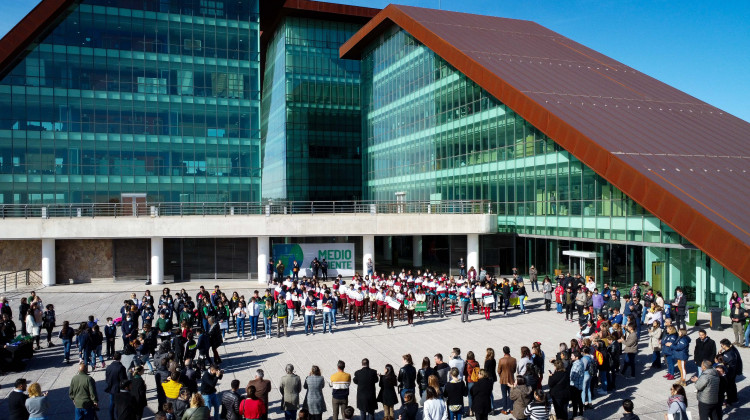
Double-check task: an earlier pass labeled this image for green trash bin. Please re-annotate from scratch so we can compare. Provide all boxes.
[687,303,698,326]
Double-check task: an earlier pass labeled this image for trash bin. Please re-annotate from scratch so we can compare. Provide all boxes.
[687,304,698,326]
[709,308,723,331]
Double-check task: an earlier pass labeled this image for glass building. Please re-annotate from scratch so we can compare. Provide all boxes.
[357,26,744,309]
[0,0,262,205]
[261,16,366,201]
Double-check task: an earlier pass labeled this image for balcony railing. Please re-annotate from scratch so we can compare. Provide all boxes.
[0,200,493,219]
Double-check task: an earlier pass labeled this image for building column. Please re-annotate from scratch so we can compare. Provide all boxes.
[258,236,269,284]
[413,235,423,267]
[41,239,55,286]
[467,234,479,271]
[151,237,164,285]
[363,235,375,275]
[383,236,393,264]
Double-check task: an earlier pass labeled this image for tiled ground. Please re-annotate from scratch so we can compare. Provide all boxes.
[0,281,747,420]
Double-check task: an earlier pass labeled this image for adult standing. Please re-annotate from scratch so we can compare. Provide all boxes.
[221,379,242,420]
[378,364,399,419]
[423,387,448,420]
[547,360,570,420]
[469,370,493,420]
[25,382,49,420]
[353,358,378,420]
[666,384,688,420]
[417,357,435,405]
[303,365,326,420]
[8,378,29,420]
[690,360,721,420]
[542,278,553,311]
[448,348,465,381]
[718,338,742,406]
[112,380,138,420]
[280,364,302,420]
[398,354,417,404]
[69,363,99,420]
[509,376,531,420]
[129,366,147,420]
[329,360,351,420]
[105,352,128,420]
[201,365,224,420]
[672,287,687,330]
[247,369,272,420]
[528,266,538,293]
[694,329,717,377]
[568,352,585,418]
[619,324,638,379]
[483,348,497,412]
[496,346,516,415]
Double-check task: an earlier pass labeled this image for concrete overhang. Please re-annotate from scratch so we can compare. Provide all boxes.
[0,213,497,240]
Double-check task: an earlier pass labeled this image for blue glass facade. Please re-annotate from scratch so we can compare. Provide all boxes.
[0,0,261,204]
[261,17,363,201]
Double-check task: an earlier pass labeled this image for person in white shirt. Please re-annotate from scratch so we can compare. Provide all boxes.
[422,387,448,420]
[233,301,248,340]
[248,297,261,340]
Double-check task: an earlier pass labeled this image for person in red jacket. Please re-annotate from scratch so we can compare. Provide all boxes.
[240,385,267,420]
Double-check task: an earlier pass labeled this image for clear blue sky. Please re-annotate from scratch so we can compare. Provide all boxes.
[1,0,748,122]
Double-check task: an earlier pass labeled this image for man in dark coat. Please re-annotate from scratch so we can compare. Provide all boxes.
[105,352,128,420]
[353,358,378,420]
[694,329,717,376]
[113,380,138,420]
[129,366,148,420]
[8,378,29,420]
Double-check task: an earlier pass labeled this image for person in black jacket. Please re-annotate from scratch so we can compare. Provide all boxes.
[201,365,224,420]
[719,339,742,405]
[221,379,242,420]
[416,357,434,405]
[672,287,687,330]
[397,354,417,404]
[443,367,467,417]
[113,380,138,420]
[353,358,378,420]
[129,366,148,420]
[399,392,419,420]
[547,360,570,420]
[8,378,29,420]
[378,364,399,418]
[433,353,450,390]
[694,329,717,376]
[470,372,494,420]
[106,352,128,420]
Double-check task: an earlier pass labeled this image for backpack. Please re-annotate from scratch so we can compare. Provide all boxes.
[469,361,480,382]
[586,356,598,376]
[526,362,539,378]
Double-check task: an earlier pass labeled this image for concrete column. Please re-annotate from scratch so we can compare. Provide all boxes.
[258,236,269,284]
[413,235,423,267]
[467,234,479,272]
[363,235,375,275]
[151,237,164,285]
[383,236,393,263]
[41,239,55,286]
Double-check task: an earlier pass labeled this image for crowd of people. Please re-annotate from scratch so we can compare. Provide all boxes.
[1,264,747,420]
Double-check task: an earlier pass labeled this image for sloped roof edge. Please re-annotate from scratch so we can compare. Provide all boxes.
[340,5,750,284]
[0,0,78,80]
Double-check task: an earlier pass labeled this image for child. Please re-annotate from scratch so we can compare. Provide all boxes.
[104,317,117,359]
[163,402,175,420]
[619,399,640,420]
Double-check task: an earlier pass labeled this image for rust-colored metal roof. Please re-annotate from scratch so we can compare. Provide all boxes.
[0,0,78,80]
[342,5,750,284]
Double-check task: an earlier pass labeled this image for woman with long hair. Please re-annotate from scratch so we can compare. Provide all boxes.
[58,320,75,364]
[443,368,466,420]
[669,328,691,385]
[378,364,399,419]
[422,387,448,420]
[483,348,497,412]
[547,360,569,420]
[182,392,210,420]
[665,383,687,420]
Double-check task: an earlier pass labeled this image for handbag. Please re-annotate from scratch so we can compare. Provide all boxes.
[449,405,462,412]
[667,412,692,420]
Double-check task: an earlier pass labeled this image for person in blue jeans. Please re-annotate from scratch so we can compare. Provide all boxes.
[580,349,593,407]
[200,365,223,420]
[233,301,247,340]
[58,320,75,363]
[262,300,274,339]
[322,290,335,334]
[303,292,317,336]
[517,282,528,314]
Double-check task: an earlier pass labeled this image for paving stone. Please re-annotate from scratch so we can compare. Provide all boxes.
[0,281,747,419]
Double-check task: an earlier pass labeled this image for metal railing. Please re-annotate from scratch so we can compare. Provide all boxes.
[2,269,42,292]
[0,200,493,219]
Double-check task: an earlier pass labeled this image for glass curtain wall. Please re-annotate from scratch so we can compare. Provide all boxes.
[0,0,261,204]
[361,27,743,305]
[261,17,363,201]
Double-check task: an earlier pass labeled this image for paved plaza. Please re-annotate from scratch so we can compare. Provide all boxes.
[0,281,747,420]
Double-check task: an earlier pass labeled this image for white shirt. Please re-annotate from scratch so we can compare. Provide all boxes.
[423,399,448,420]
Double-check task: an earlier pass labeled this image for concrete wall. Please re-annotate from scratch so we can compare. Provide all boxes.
[0,213,497,239]
[0,240,41,278]
[55,239,113,283]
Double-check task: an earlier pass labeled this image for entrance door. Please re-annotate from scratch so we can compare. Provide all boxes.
[121,193,147,216]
